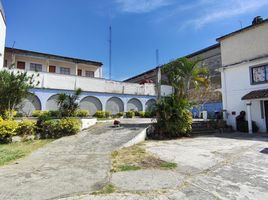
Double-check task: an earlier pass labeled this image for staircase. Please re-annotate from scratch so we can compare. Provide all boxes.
[192,121,218,135]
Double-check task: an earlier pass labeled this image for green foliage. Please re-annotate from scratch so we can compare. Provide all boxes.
[162,57,209,99]
[150,96,192,139]
[116,112,124,118]
[94,110,107,118]
[160,162,177,170]
[117,165,141,171]
[57,88,82,117]
[16,120,36,137]
[105,111,111,118]
[0,110,17,120]
[126,111,135,118]
[0,120,18,143]
[144,111,155,118]
[38,118,81,139]
[0,70,38,119]
[74,110,89,117]
[138,111,145,118]
[32,110,46,117]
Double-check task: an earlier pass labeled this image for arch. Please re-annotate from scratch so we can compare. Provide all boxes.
[46,94,60,111]
[106,97,124,114]
[80,96,102,115]
[18,93,41,116]
[127,98,142,111]
[145,99,156,112]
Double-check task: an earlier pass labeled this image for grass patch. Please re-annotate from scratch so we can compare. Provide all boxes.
[111,144,177,172]
[160,162,177,170]
[92,183,116,195]
[0,140,53,166]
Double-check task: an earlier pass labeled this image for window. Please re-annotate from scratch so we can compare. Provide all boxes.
[85,71,94,77]
[49,65,56,73]
[251,65,268,84]
[77,69,82,76]
[17,61,26,70]
[60,67,70,75]
[30,63,42,72]
[4,59,7,67]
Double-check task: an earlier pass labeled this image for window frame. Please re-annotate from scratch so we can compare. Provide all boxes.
[60,67,71,75]
[85,70,94,78]
[17,61,26,70]
[30,63,43,72]
[250,63,268,85]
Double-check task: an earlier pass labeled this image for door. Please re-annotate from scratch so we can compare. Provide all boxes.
[264,101,268,132]
[77,69,82,76]
[17,61,25,70]
[49,65,56,73]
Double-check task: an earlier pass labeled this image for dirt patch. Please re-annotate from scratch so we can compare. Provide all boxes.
[111,143,177,172]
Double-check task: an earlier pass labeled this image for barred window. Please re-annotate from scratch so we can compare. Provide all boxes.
[30,63,42,72]
[85,71,94,77]
[60,67,70,75]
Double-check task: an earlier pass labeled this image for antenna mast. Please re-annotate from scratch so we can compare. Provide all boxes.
[109,26,112,80]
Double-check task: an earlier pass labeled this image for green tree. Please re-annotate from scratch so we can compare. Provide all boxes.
[0,70,38,119]
[57,88,82,117]
[162,57,209,99]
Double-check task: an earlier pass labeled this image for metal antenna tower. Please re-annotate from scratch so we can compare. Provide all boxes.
[109,26,112,80]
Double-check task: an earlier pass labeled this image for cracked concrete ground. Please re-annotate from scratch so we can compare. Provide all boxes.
[62,134,268,200]
[0,122,148,200]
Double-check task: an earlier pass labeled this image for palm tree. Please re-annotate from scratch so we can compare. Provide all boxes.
[162,57,209,99]
[57,88,82,117]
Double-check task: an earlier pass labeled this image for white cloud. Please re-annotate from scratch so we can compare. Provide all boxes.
[115,0,173,13]
[188,0,268,28]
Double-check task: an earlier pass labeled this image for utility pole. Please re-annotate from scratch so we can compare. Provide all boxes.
[109,26,112,80]
[156,49,161,102]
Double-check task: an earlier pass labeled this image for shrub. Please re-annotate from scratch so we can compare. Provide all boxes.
[126,111,135,118]
[105,111,111,118]
[149,96,192,139]
[94,111,106,118]
[134,111,140,116]
[32,110,43,117]
[15,112,24,117]
[48,110,60,118]
[0,120,18,143]
[75,110,89,118]
[116,112,124,118]
[38,118,81,139]
[144,111,153,118]
[138,111,145,118]
[16,120,36,137]
[0,110,17,120]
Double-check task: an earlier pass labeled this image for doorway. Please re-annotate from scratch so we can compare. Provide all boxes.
[264,101,268,132]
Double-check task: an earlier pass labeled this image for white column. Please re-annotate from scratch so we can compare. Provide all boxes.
[75,63,78,75]
[246,101,253,134]
[46,59,49,72]
[11,53,16,68]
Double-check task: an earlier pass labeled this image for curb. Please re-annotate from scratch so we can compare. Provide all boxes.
[120,127,148,149]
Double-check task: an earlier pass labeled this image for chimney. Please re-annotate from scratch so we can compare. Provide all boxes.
[252,16,264,25]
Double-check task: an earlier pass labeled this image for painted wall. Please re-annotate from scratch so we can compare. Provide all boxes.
[221,22,268,66]
[220,58,268,132]
[0,2,6,69]
[19,88,158,116]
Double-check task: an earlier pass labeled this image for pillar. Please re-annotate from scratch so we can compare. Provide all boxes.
[246,101,253,134]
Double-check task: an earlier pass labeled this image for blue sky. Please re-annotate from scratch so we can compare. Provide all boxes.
[2,0,268,80]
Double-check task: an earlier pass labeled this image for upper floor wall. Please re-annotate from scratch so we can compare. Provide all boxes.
[218,20,268,67]
[4,48,103,78]
[0,0,6,69]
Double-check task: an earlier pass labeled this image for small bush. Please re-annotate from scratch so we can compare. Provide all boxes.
[116,112,124,118]
[38,118,81,139]
[0,120,18,143]
[94,111,106,118]
[16,120,36,137]
[105,111,111,118]
[15,112,24,118]
[126,111,135,118]
[138,111,145,118]
[134,111,140,116]
[48,110,60,118]
[0,110,17,120]
[75,110,89,117]
[144,111,153,118]
[32,110,44,117]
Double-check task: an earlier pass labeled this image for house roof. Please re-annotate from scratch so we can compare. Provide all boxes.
[124,43,220,82]
[241,89,268,100]
[0,0,5,23]
[216,19,268,42]
[5,47,103,66]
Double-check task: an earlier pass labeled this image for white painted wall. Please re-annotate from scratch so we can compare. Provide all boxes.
[0,7,6,69]
[221,22,268,66]
[221,51,268,132]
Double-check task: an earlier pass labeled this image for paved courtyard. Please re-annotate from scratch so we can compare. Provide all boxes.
[1,123,268,200]
[64,133,268,200]
[0,122,148,200]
